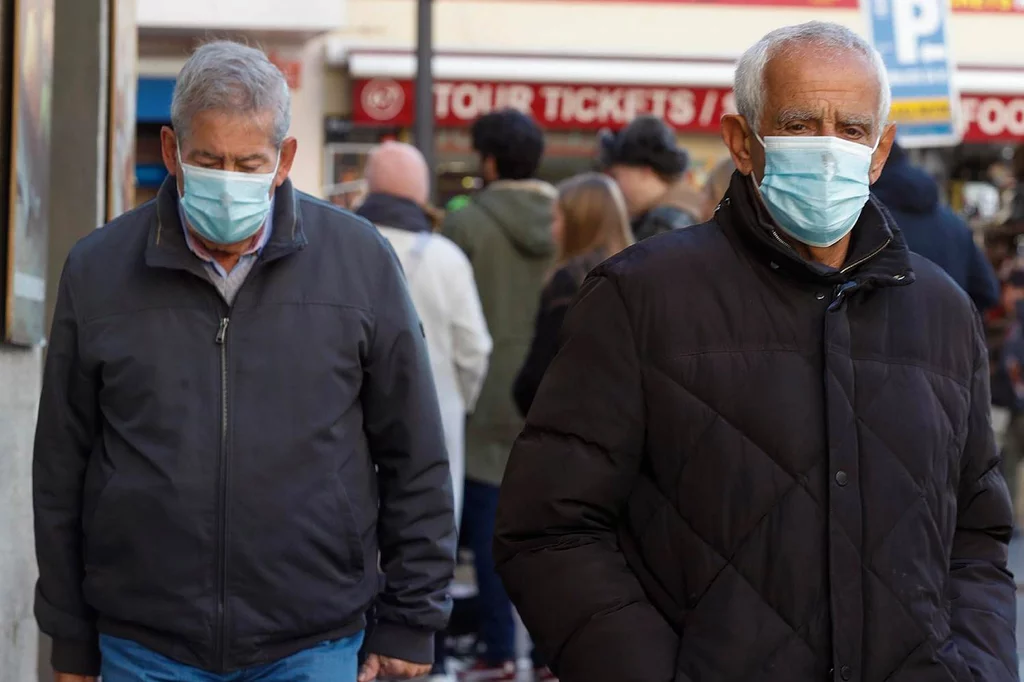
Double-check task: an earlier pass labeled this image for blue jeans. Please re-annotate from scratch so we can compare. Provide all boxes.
[99,632,364,682]
[463,479,515,664]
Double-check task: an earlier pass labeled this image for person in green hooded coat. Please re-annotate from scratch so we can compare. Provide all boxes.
[441,109,555,680]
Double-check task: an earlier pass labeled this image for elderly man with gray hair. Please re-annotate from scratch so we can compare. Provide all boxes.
[33,41,456,682]
[494,21,1017,682]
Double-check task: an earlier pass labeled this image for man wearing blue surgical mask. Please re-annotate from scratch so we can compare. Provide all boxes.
[493,21,1017,682]
[34,41,456,682]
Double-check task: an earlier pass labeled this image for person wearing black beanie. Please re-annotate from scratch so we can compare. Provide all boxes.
[598,115,704,241]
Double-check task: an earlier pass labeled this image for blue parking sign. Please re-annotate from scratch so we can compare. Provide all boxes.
[864,0,962,147]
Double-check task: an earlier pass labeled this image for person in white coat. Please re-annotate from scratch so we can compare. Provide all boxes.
[358,141,492,523]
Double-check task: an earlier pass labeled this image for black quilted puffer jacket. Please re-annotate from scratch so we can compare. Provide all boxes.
[495,171,1018,682]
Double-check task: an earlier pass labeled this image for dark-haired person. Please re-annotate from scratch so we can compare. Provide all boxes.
[599,115,704,241]
[441,109,555,681]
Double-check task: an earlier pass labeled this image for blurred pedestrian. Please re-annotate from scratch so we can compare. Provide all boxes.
[995,268,1024,516]
[599,115,703,241]
[358,143,493,682]
[441,109,556,681]
[495,21,1016,682]
[1007,144,1024,225]
[872,142,1000,312]
[358,141,492,523]
[700,157,736,222]
[514,172,634,417]
[34,41,456,682]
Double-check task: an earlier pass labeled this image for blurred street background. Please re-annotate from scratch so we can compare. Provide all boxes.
[2,0,1024,680]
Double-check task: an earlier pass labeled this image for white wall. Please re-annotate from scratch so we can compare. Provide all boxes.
[284,38,328,196]
[338,0,1024,67]
[137,0,346,32]
[0,346,42,682]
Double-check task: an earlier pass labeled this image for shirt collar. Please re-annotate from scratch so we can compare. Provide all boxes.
[178,199,275,278]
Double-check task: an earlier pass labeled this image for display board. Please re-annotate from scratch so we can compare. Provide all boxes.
[4,0,54,346]
[864,0,961,148]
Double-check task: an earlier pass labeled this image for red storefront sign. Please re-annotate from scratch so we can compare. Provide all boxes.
[464,0,1022,10]
[570,0,858,5]
[354,78,737,133]
[961,95,1024,141]
[951,0,1024,11]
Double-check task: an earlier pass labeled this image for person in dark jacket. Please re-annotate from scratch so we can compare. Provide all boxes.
[495,21,1017,682]
[514,172,634,417]
[872,142,1000,311]
[599,116,703,242]
[33,41,456,682]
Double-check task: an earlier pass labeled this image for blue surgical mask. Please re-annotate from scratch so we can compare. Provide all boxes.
[177,147,280,245]
[756,135,877,248]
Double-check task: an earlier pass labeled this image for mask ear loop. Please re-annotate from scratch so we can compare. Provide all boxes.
[175,143,188,198]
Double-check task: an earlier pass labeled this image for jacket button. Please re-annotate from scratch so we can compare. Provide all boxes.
[840,665,852,680]
[835,470,848,486]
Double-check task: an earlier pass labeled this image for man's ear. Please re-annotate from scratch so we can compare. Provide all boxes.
[868,124,897,185]
[721,114,755,176]
[275,137,298,188]
[160,126,179,177]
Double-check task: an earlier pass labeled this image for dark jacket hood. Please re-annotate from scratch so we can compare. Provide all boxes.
[872,144,939,215]
[474,180,557,258]
[632,180,703,241]
[356,192,432,233]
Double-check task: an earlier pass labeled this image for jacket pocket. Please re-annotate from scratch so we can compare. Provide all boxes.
[330,472,366,581]
[82,454,117,566]
[935,637,977,682]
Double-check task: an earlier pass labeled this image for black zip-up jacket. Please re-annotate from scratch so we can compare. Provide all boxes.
[496,171,1017,682]
[34,177,457,675]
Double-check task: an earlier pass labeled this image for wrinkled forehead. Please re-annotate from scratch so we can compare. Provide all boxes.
[178,109,278,160]
[762,45,883,129]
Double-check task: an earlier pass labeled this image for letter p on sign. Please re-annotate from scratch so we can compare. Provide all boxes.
[893,0,945,64]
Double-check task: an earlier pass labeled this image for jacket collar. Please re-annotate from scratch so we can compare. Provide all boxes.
[356,192,432,234]
[145,175,307,274]
[717,171,915,293]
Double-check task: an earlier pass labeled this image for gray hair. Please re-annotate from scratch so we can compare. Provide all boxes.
[734,22,891,137]
[171,40,291,148]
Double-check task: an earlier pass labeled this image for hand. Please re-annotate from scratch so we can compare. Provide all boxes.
[358,653,432,681]
[54,674,97,682]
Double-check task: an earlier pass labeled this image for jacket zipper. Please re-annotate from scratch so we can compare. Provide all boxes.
[839,237,891,274]
[770,230,892,276]
[214,316,230,670]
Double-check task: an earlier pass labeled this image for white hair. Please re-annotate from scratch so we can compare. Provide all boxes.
[734,22,891,136]
[171,40,291,148]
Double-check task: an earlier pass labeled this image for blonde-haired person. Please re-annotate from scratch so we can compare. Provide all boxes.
[701,157,736,221]
[513,172,634,419]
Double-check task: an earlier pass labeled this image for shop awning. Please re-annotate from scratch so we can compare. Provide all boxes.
[340,49,1024,96]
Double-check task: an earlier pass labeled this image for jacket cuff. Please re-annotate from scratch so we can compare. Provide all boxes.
[51,637,101,676]
[364,621,434,665]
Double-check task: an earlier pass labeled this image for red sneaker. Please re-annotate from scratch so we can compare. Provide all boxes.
[534,667,558,681]
[456,659,518,681]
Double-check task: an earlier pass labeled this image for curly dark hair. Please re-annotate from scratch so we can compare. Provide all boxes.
[471,109,545,181]
[598,115,689,181]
